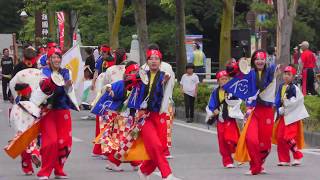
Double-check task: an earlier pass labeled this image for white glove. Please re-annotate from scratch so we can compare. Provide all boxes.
[205,106,213,123]
[205,106,213,118]
[278,107,284,115]
[247,90,260,104]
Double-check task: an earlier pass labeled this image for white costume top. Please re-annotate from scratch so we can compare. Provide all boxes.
[10,101,40,133]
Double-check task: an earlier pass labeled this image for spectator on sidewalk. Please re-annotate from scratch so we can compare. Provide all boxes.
[299,41,317,95]
[266,46,276,66]
[1,48,14,101]
[292,47,299,65]
[190,42,206,82]
[180,63,199,123]
[315,50,320,74]
[85,47,95,77]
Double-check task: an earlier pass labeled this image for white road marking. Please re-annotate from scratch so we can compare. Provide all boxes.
[302,149,320,155]
[72,136,83,142]
[173,121,217,135]
[174,120,320,156]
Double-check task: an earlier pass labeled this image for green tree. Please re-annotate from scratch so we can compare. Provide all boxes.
[175,0,187,80]
[0,0,24,33]
[219,0,236,68]
[110,0,125,49]
[276,0,298,65]
[293,0,320,51]
[133,0,148,64]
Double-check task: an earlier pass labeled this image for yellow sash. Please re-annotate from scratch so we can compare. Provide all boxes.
[4,121,40,159]
[123,135,150,161]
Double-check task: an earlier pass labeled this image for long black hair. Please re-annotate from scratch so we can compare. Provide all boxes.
[114,48,127,65]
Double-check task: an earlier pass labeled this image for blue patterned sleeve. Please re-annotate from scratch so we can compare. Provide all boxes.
[207,88,218,112]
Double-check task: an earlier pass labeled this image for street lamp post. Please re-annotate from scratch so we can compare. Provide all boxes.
[20,10,28,20]
[20,10,29,44]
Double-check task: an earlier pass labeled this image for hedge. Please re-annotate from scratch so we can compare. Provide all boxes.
[173,83,320,132]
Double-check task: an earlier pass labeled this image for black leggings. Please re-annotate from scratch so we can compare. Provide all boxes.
[306,68,317,95]
[184,94,195,118]
[2,78,11,100]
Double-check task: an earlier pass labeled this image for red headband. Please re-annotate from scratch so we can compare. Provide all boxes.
[284,66,297,76]
[125,64,139,75]
[47,48,62,58]
[101,46,111,53]
[146,49,162,60]
[18,86,32,97]
[216,70,228,79]
[255,52,267,60]
[47,42,57,48]
[39,47,45,53]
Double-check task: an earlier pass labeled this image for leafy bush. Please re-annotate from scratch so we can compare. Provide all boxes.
[173,83,320,132]
[304,96,320,132]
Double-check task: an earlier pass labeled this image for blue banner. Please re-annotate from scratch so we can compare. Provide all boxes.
[223,71,257,100]
[91,92,114,115]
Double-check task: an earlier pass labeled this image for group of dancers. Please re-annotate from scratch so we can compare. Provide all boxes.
[6,42,180,180]
[207,49,309,175]
[89,43,179,180]
[5,41,310,180]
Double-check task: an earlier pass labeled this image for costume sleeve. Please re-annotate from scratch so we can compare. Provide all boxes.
[266,63,276,84]
[274,84,282,115]
[62,69,71,81]
[207,88,218,112]
[111,81,125,101]
[40,55,47,66]
[284,85,302,107]
[95,58,102,71]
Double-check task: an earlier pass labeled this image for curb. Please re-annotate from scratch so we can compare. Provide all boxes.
[174,106,320,148]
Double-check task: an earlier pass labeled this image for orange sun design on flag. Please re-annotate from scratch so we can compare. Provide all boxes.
[65,57,79,82]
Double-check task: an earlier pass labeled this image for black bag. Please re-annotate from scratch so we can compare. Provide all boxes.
[206,116,217,126]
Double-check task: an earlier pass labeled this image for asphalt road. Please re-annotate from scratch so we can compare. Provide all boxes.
[0,101,320,180]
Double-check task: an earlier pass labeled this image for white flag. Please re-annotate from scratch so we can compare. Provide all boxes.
[61,45,84,105]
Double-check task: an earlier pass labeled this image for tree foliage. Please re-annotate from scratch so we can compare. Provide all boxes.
[293,0,320,51]
[5,0,320,64]
[0,0,24,33]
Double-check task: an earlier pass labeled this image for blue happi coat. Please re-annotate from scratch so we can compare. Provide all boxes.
[223,63,276,107]
[274,82,296,114]
[42,67,76,110]
[248,64,276,107]
[207,87,240,120]
[91,80,127,115]
[127,70,165,112]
